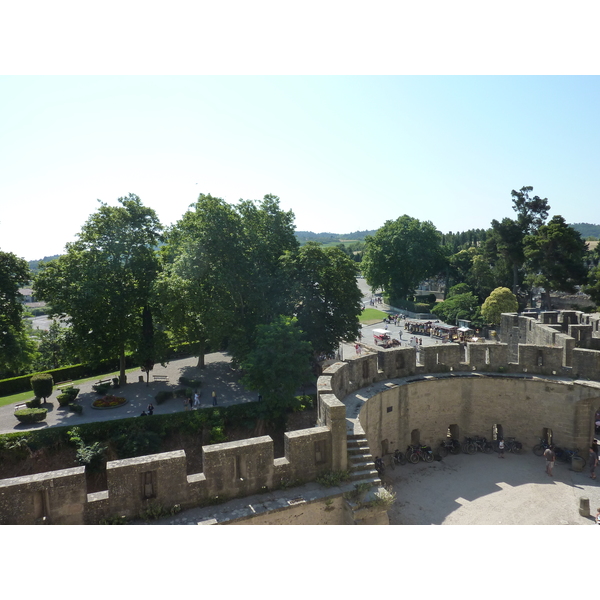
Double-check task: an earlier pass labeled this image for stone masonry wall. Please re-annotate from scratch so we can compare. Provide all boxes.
[357,376,600,456]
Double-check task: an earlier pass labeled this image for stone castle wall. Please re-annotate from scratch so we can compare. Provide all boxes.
[3,309,600,525]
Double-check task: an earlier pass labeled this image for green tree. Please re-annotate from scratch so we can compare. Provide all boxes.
[282,242,362,356]
[431,285,481,325]
[0,250,35,376]
[488,186,550,294]
[585,264,600,307]
[31,373,54,403]
[159,193,298,367]
[362,215,446,303]
[34,194,163,384]
[523,215,588,310]
[33,320,79,371]
[240,315,313,427]
[481,287,519,325]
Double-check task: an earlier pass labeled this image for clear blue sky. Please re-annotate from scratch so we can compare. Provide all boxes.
[1,75,599,261]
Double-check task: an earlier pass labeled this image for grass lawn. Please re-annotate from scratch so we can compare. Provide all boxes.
[360,308,388,324]
[0,367,139,408]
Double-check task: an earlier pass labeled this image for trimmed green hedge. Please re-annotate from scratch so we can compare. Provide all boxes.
[14,408,48,424]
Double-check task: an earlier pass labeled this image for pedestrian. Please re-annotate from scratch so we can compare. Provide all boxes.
[193,391,200,409]
[140,410,147,417]
[589,446,598,479]
[596,508,600,525]
[355,343,360,355]
[544,445,555,476]
[498,438,505,458]
[147,403,154,416]
[212,390,217,406]
[184,397,190,411]
[258,393,262,402]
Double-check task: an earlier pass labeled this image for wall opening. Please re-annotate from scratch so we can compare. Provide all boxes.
[235,455,245,480]
[410,429,420,446]
[362,360,369,380]
[381,439,389,456]
[377,351,385,372]
[314,440,327,465]
[537,350,544,367]
[447,424,459,440]
[33,490,48,523]
[493,423,503,441]
[396,353,405,370]
[485,348,490,365]
[142,471,156,499]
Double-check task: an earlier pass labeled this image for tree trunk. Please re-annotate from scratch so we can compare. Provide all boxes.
[512,263,519,295]
[119,344,127,385]
[196,353,205,369]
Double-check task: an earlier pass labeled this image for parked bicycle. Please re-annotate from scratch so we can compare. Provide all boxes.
[532,438,552,456]
[463,436,493,455]
[437,438,461,457]
[392,448,407,466]
[406,444,434,464]
[495,437,522,454]
[555,447,585,466]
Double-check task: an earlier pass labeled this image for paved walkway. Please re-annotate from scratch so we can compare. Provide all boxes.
[0,352,258,435]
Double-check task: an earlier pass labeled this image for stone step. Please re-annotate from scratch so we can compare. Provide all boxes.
[350,468,380,481]
[347,439,369,450]
[349,460,375,472]
[348,453,373,463]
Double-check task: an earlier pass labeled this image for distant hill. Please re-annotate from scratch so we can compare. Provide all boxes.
[295,230,377,244]
[571,223,600,239]
[28,255,62,274]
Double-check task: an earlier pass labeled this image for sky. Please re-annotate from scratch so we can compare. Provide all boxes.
[1,3,599,269]
[3,75,599,262]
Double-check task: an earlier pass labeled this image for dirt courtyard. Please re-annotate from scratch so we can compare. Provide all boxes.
[382,450,600,525]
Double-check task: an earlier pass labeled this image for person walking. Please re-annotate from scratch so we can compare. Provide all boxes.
[544,445,556,476]
[589,446,598,480]
[193,391,200,409]
[212,390,217,406]
[498,438,505,458]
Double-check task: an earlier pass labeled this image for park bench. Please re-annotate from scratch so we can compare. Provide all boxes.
[152,375,169,382]
[95,378,112,385]
[14,402,27,412]
[56,380,73,391]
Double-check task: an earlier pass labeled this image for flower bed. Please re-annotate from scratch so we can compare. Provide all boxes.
[91,395,128,410]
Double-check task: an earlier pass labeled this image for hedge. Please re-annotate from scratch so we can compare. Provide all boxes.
[14,408,48,424]
[0,344,201,399]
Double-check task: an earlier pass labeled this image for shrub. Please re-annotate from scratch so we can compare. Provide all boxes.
[63,387,80,400]
[25,397,42,408]
[179,376,202,388]
[69,403,83,414]
[92,383,112,394]
[316,470,351,487]
[210,425,227,444]
[31,373,53,401]
[57,393,74,407]
[15,408,48,424]
[155,390,174,405]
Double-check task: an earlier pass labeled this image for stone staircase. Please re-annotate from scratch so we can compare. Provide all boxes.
[347,432,381,487]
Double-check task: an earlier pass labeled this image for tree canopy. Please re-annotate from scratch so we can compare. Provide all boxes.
[240,315,314,425]
[34,194,163,383]
[361,215,446,303]
[282,242,362,356]
[481,287,519,325]
[0,250,34,377]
